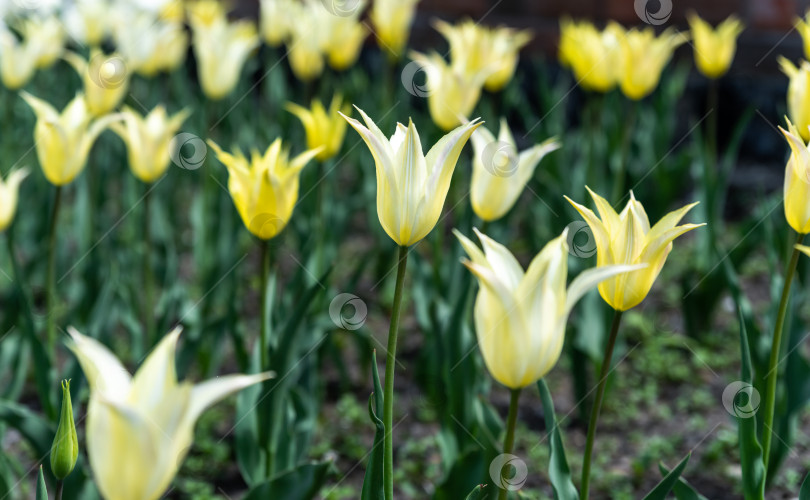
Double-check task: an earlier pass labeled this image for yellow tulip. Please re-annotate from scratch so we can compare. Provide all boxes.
[191,18,259,99]
[21,16,65,69]
[285,5,325,82]
[110,106,191,183]
[113,11,188,77]
[779,58,810,142]
[64,50,130,116]
[455,228,643,389]
[185,0,227,29]
[21,92,122,186]
[779,118,810,234]
[341,107,481,246]
[0,168,29,232]
[159,0,185,23]
[208,139,321,240]
[324,16,368,71]
[469,118,559,222]
[285,95,351,161]
[0,27,38,89]
[370,0,419,59]
[433,19,532,92]
[565,187,704,311]
[260,0,294,46]
[687,13,743,79]
[67,327,272,500]
[558,19,624,93]
[617,27,686,100]
[409,51,489,131]
[63,0,111,46]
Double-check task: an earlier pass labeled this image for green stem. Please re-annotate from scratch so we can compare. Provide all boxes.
[611,102,637,205]
[497,388,522,500]
[143,185,155,350]
[762,231,805,470]
[55,479,63,500]
[46,186,63,359]
[259,239,271,370]
[581,309,624,499]
[383,245,409,500]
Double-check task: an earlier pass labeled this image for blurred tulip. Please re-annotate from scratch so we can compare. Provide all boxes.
[341,107,481,246]
[286,95,351,161]
[779,58,810,142]
[260,0,294,46]
[370,0,419,59]
[324,15,368,71]
[779,118,810,234]
[688,13,743,79]
[191,18,259,100]
[64,49,130,116]
[21,92,121,186]
[68,327,273,500]
[558,19,624,93]
[110,106,190,183]
[50,379,78,480]
[0,27,37,89]
[797,11,810,62]
[287,32,324,81]
[409,51,490,131]
[469,118,559,222]
[617,27,686,100]
[0,167,28,232]
[113,10,188,77]
[566,188,703,311]
[185,0,226,28]
[63,0,110,46]
[455,228,642,389]
[208,139,322,240]
[434,19,532,92]
[21,16,65,69]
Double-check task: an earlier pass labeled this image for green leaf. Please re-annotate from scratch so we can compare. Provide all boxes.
[242,462,331,500]
[361,350,384,500]
[0,401,54,457]
[800,469,810,500]
[536,379,579,500]
[36,465,47,500]
[464,484,487,499]
[658,463,708,500]
[642,453,690,500]
[737,311,766,500]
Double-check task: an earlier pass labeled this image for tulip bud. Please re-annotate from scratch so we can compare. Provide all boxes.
[50,379,78,480]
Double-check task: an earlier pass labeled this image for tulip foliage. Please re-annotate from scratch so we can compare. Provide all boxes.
[0,1,809,500]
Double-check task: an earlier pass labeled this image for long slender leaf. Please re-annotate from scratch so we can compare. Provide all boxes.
[361,350,384,500]
[242,462,331,500]
[642,453,690,500]
[536,379,579,500]
[658,463,708,500]
[737,311,766,500]
[36,465,47,500]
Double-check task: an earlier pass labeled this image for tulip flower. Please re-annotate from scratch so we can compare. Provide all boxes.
[617,27,686,100]
[469,118,559,222]
[67,327,273,500]
[0,27,38,89]
[370,0,419,59]
[409,51,490,131]
[190,17,259,100]
[185,0,227,28]
[22,92,122,186]
[341,107,482,246]
[779,58,810,142]
[456,228,642,389]
[63,0,111,46]
[565,187,704,311]
[323,15,368,71]
[286,95,351,161]
[286,30,324,81]
[21,16,65,69]
[50,379,78,480]
[208,139,321,240]
[558,19,624,93]
[113,11,188,77]
[260,0,294,46]
[434,19,532,92]
[687,14,743,79]
[64,50,130,116]
[796,11,810,62]
[110,105,191,183]
[778,118,810,234]
[0,168,28,232]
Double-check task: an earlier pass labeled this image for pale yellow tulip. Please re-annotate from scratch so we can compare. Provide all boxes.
[617,27,686,100]
[63,0,111,46]
[112,10,188,76]
[64,50,130,116]
[191,18,259,100]
[0,27,37,89]
[68,327,273,500]
[558,19,624,93]
[779,118,810,234]
[0,168,29,232]
[370,0,419,59]
[779,58,810,142]
[21,16,65,69]
[286,95,351,161]
[688,13,743,79]
[260,0,294,46]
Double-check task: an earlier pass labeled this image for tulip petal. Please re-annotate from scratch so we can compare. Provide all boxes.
[564,263,647,315]
[473,227,524,289]
[187,372,275,422]
[129,327,182,409]
[67,327,131,401]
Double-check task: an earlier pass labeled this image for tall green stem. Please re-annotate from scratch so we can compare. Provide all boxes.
[55,479,63,500]
[611,102,637,205]
[762,231,804,470]
[46,186,63,358]
[143,185,155,350]
[383,245,409,500]
[259,239,271,370]
[497,388,522,500]
[581,309,624,499]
